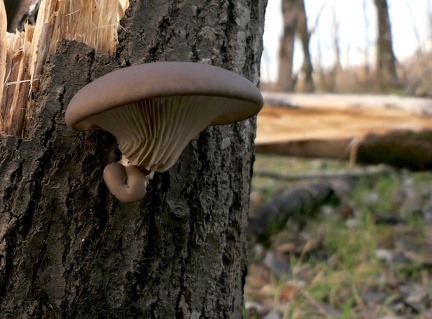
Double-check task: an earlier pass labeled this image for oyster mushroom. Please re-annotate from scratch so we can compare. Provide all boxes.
[65,62,263,202]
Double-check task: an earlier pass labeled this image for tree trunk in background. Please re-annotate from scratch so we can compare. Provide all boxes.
[296,0,314,93]
[277,0,299,92]
[0,0,267,318]
[374,0,401,91]
[362,0,371,84]
[326,3,341,93]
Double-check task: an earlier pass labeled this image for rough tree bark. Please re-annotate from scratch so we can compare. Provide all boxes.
[277,0,298,92]
[0,0,267,318]
[374,0,401,91]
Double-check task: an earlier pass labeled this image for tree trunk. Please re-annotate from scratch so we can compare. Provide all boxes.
[327,3,341,93]
[0,0,267,318]
[277,0,299,92]
[374,0,401,92]
[296,0,314,93]
[362,0,371,79]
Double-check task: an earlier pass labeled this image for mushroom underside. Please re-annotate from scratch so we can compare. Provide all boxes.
[87,95,239,172]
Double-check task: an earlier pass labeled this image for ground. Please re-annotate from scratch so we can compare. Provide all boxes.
[246,155,432,319]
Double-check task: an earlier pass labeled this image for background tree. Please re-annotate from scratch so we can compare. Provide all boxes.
[374,0,401,91]
[0,0,267,317]
[327,2,342,92]
[277,0,313,92]
[277,0,299,91]
[296,0,314,93]
[362,0,371,79]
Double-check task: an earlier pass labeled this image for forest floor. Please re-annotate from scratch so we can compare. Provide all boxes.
[245,155,432,319]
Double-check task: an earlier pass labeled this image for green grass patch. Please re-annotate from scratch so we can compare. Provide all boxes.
[246,156,432,318]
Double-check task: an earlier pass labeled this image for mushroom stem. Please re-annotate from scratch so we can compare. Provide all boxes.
[119,155,152,175]
[103,162,149,202]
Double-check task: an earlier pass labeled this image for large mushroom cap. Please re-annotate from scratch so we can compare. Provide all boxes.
[65,62,263,173]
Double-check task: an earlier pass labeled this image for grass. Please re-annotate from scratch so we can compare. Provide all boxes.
[246,155,432,318]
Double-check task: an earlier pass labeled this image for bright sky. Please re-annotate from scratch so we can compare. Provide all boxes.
[262,0,432,82]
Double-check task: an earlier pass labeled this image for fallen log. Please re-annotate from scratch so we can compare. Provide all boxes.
[256,93,432,170]
[262,92,432,116]
[248,182,341,240]
[249,165,395,240]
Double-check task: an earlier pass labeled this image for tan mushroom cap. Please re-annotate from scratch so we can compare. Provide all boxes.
[65,62,263,173]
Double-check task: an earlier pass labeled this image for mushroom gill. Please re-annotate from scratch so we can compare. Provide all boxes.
[87,95,224,172]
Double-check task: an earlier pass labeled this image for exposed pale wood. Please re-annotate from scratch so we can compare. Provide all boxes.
[47,0,126,55]
[0,1,6,125]
[0,0,130,137]
[256,93,432,170]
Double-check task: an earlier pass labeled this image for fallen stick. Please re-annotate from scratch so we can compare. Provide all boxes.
[249,181,348,240]
[249,165,399,240]
[253,165,394,182]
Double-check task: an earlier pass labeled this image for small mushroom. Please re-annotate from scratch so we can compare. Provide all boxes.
[103,162,149,203]
[65,62,263,202]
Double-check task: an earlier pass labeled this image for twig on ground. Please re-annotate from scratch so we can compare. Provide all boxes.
[253,165,394,182]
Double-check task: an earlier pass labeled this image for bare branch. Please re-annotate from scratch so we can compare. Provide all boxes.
[404,0,423,53]
[309,1,327,35]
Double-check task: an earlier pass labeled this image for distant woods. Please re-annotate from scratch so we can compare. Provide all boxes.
[274,0,404,94]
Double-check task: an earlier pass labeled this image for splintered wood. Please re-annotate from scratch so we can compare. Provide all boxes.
[0,0,130,137]
[0,1,6,117]
[2,27,35,136]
